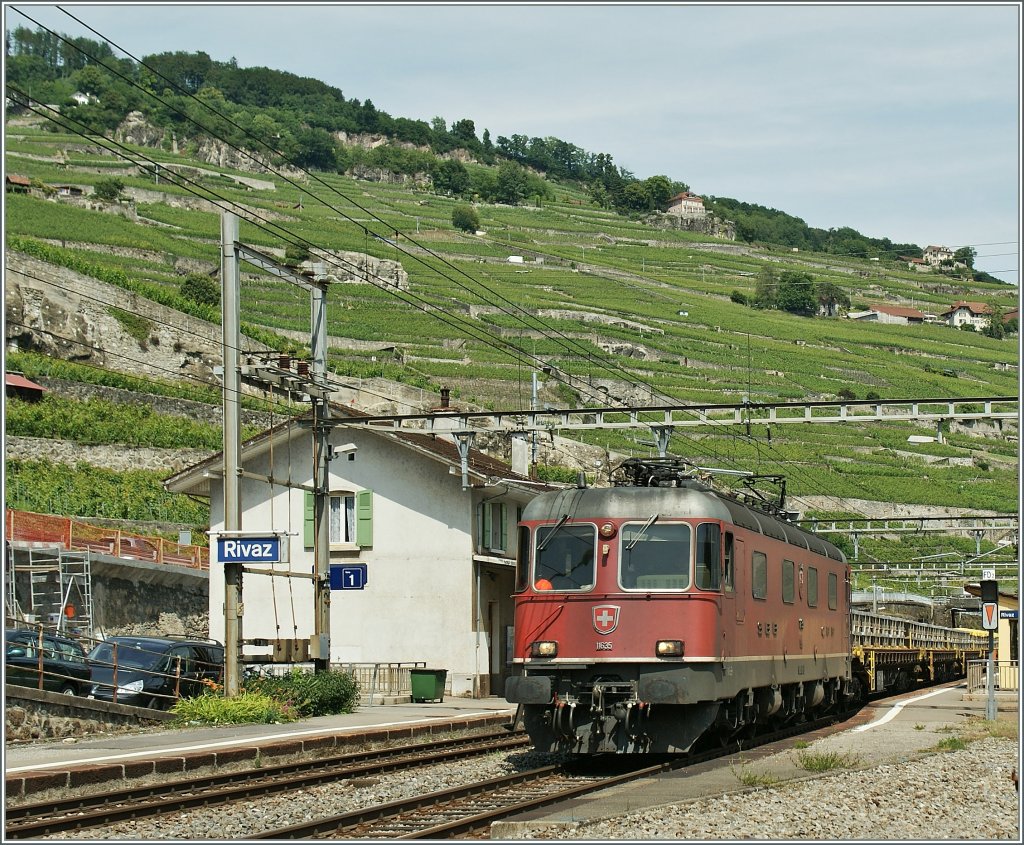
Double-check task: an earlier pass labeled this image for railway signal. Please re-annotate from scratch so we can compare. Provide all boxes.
[980,573,999,720]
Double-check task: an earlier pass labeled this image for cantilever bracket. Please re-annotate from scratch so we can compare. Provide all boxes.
[649,425,674,457]
[452,431,476,490]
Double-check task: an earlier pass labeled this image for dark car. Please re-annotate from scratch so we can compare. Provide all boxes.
[87,636,224,710]
[5,628,92,695]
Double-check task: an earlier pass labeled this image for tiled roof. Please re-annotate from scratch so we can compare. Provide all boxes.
[942,301,991,316]
[870,304,925,319]
[5,372,46,392]
[164,402,548,495]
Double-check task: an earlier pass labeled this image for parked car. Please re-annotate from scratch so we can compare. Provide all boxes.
[87,636,225,710]
[5,628,92,695]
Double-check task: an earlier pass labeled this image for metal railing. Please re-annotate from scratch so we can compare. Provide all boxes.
[335,661,430,702]
[966,659,1019,693]
[6,508,209,569]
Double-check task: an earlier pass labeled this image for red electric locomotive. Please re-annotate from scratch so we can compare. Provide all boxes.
[505,458,854,754]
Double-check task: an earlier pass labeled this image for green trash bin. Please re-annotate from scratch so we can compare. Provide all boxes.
[410,668,447,703]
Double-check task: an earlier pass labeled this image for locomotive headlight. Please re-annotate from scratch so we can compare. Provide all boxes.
[599,522,617,539]
[530,641,558,658]
[655,640,684,657]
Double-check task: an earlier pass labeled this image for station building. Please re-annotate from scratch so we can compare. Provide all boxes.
[164,407,552,698]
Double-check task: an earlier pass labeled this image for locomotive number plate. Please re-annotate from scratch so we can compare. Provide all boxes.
[596,641,613,651]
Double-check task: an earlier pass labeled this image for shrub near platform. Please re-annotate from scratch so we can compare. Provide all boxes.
[170,670,360,725]
[172,690,298,726]
[243,669,361,718]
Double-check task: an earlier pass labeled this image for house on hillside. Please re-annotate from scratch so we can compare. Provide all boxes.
[923,245,955,267]
[941,301,991,330]
[5,174,31,194]
[666,192,706,218]
[163,405,554,698]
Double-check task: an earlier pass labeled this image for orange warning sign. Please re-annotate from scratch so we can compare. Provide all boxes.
[982,601,999,630]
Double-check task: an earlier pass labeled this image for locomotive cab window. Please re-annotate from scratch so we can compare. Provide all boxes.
[828,571,838,610]
[620,522,690,590]
[514,526,530,592]
[695,523,721,591]
[534,523,595,591]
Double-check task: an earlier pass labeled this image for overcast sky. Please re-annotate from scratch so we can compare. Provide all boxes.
[5,2,1021,283]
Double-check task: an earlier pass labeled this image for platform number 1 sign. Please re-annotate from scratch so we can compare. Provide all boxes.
[330,563,368,590]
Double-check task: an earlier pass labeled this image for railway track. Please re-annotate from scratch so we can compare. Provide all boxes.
[257,707,859,839]
[3,730,530,840]
[254,762,673,839]
[8,690,930,841]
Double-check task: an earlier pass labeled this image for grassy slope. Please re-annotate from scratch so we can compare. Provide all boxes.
[4,123,1019,588]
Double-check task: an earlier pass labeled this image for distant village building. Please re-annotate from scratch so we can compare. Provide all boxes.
[923,245,955,267]
[666,192,706,218]
[867,304,926,325]
[942,301,991,330]
[5,174,31,194]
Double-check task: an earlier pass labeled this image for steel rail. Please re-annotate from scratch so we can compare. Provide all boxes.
[3,730,527,840]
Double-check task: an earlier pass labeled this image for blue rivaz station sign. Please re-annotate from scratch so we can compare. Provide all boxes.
[217,536,282,563]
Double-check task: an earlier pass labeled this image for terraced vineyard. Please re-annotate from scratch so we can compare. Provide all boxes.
[4,117,1019,590]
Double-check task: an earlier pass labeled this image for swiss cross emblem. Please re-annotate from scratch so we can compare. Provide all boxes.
[593,605,620,635]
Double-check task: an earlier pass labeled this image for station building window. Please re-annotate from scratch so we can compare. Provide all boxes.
[304,490,373,548]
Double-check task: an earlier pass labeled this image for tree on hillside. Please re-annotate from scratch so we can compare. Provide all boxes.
[93,177,125,202]
[753,265,779,309]
[495,161,529,205]
[431,158,470,196]
[983,304,1006,339]
[954,246,977,269]
[777,271,817,316]
[293,127,338,170]
[180,273,220,308]
[816,282,851,316]
[451,204,480,234]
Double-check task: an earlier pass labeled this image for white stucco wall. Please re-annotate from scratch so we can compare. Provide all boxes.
[206,428,509,696]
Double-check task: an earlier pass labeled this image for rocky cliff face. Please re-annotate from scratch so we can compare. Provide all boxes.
[5,252,240,385]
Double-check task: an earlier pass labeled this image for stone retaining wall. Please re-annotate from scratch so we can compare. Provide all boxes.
[4,685,170,743]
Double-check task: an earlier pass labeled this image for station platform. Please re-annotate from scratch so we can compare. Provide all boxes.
[493,682,1019,834]
[4,696,517,800]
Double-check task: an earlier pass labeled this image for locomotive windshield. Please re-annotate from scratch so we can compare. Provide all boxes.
[534,523,595,591]
[620,522,691,590]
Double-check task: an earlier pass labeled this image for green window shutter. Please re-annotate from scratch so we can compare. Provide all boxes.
[500,504,508,550]
[356,489,373,547]
[303,490,314,548]
[482,503,491,548]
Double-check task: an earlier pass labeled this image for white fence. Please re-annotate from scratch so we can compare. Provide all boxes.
[335,661,436,701]
[966,660,1019,693]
